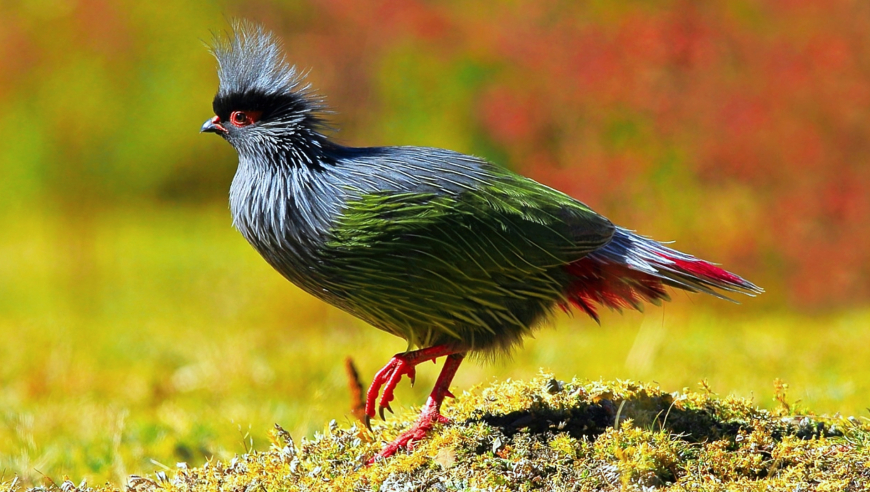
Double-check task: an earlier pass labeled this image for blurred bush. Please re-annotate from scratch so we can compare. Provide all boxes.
[2,0,868,309]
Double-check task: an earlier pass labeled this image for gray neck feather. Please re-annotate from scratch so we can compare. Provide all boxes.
[229,153,339,286]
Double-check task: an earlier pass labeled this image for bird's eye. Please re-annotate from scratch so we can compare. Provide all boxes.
[228,110,262,128]
[230,111,249,127]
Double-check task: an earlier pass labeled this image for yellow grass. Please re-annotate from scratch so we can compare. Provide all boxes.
[1,206,868,486]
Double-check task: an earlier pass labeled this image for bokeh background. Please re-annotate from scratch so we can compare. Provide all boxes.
[2,0,868,485]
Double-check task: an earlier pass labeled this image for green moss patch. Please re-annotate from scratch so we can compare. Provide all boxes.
[5,375,869,491]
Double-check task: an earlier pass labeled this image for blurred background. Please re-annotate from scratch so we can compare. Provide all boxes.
[2,0,869,485]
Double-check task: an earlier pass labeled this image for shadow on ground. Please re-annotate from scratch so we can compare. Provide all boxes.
[472,379,842,445]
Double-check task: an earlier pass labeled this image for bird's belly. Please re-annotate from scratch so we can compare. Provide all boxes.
[314,245,568,354]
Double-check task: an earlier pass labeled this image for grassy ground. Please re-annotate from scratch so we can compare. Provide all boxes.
[5,376,869,491]
[1,206,868,487]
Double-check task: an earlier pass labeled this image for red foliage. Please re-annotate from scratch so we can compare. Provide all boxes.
[271,0,870,310]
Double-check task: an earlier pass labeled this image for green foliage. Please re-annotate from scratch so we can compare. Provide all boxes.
[1,4,231,208]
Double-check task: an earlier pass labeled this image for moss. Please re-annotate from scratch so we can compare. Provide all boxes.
[4,375,869,491]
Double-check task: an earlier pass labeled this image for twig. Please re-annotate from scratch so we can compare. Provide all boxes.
[345,356,367,424]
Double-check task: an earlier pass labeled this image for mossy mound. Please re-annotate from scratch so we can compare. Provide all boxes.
[6,376,869,491]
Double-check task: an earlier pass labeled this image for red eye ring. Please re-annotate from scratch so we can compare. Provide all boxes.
[228,110,262,128]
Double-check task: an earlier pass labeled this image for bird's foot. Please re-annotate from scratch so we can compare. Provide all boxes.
[367,352,465,464]
[364,345,457,429]
[365,356,416,426]
[366,394,450,464]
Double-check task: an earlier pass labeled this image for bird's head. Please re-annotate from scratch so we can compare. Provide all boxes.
[201,21,329,168]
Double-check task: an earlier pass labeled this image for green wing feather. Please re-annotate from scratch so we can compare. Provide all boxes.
[320,168,614,354]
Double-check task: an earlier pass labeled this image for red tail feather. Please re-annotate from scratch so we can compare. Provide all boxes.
[655,253,743,285]
[561,227,761,321]
[562,258,669,322]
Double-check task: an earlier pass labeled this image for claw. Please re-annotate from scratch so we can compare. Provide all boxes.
[364,414,372,432]
[366,352,466,464]
[364,346,461,455]
[378,403,396,420]
[377,402,394,421]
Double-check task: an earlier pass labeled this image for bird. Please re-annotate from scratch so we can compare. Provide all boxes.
[200,21,762,462]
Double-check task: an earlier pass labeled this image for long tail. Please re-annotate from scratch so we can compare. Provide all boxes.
[563,227,763,322]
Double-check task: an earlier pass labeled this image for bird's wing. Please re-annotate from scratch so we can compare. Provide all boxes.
[323,145,615,263]
[315,148,614,350]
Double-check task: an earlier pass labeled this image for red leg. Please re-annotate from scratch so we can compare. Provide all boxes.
[368,352,465,463]
[364,344,458,428]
